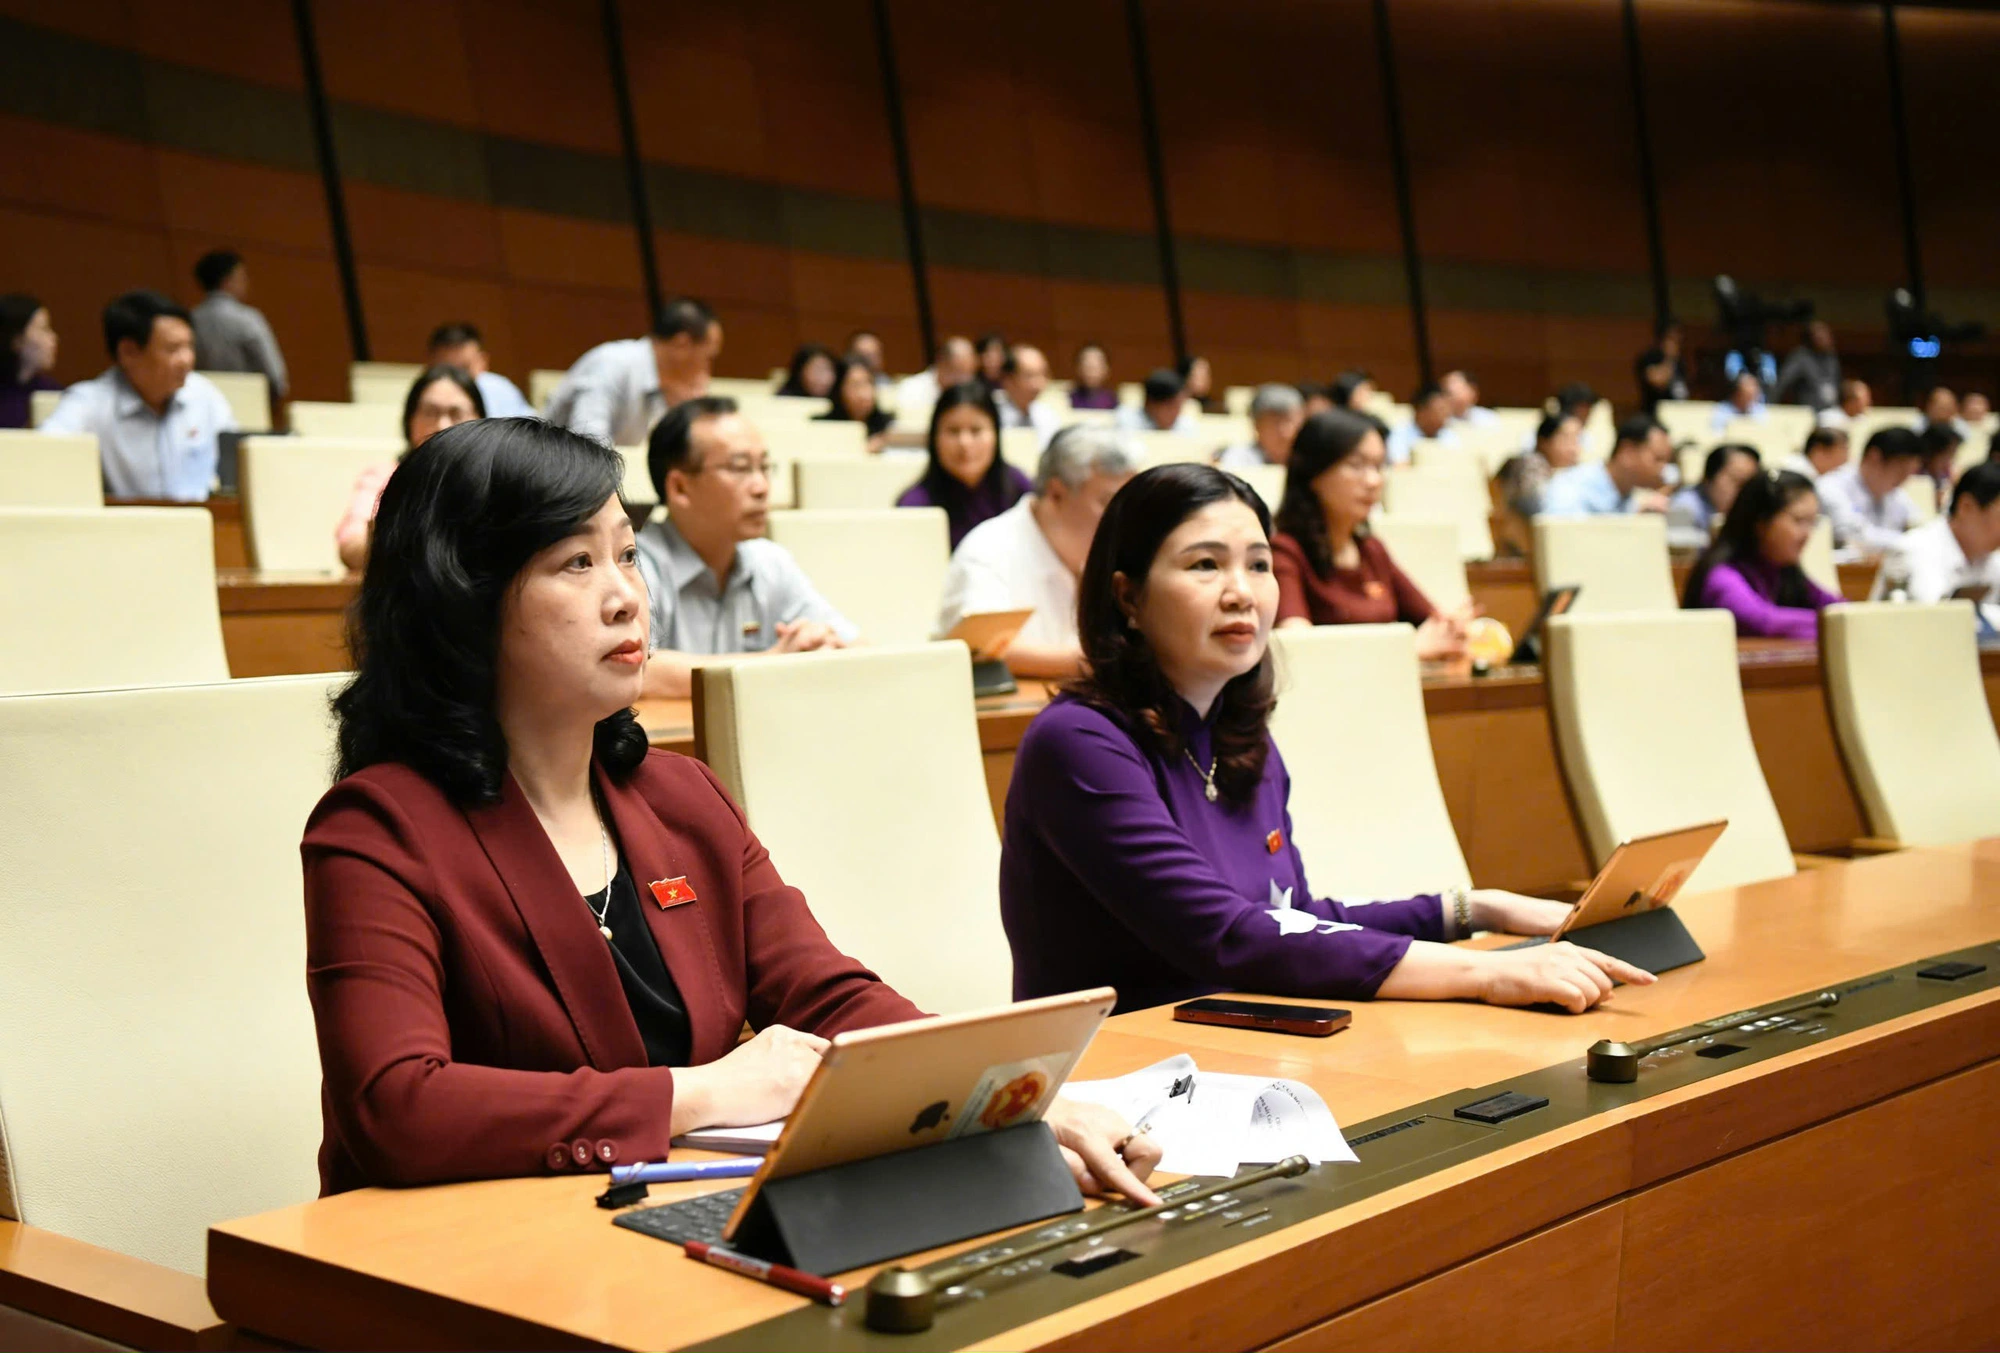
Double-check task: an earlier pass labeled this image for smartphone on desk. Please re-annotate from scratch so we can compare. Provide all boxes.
[1173,998,1351,1037]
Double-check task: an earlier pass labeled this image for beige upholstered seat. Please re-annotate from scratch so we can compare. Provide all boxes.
[0,431,100,506]
[0,508,227,693]
[1383,466,1493,561]
[1230,461,1285,512]
[793,453,923,510]
[1823,602,2000,846]
[28,389,61,427]
[1655,400,1715,449]
[241,436,399,572]
[0,674,339,1273]
[289,401,400,440]
[1270,625,1471,899]
[764,508,949,644]
[1899,475,1938,526]
[695,643,1009,1013]
[528,368,565,411]
[347,360,424,404]
[1532,515,1676,614]
[1546,610,1794,893]
[760,420,867,457]
[196,370,271,432]
[1800,516,1838,594]
[1000,426,1043,477]
[1368,516,1471,611]
[1133,430,1212,466]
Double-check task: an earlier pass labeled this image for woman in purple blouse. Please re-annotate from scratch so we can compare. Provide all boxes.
[1681,469,1841,641]
[0,294,62,429]
[1000,463,1653,1015]
[895,381,1030,550]
[1069,342,1117,410]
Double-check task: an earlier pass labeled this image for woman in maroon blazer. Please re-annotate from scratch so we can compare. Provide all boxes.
[305,417,1157,1198]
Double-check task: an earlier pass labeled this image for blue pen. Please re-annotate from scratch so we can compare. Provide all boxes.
[611,1157,762,1186]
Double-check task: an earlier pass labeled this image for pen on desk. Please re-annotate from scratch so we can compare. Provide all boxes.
[684,1241,846,1306]
[610,1157,762,1186]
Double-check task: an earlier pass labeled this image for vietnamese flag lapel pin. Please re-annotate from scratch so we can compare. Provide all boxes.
[649,876,698,908]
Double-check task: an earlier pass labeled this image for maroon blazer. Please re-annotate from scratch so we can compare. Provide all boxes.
[301,749,922,1195]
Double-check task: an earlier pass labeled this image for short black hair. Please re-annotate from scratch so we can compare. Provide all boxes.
[1535,411,1574,443]
[428,321,483,351]
[332,417,647,805]
[0,293,41,353]
[652,296,717,342]
[648,394,739,499]
[1413,380,1445,406]
[1329,370,1373,408]
[193,248,242,293]
[1556,381,1598,412]
[1951,461,2000,516]
[1613,414,1665,452]
[1863,426,1925,464]
[1919,423,1963,456]
[1702,443,1760,483]
[101,290,191,358]
[401,364,485,447]
[1142,367,1184,404]
[1803,427,1847,457]
[1295,380,1331,403]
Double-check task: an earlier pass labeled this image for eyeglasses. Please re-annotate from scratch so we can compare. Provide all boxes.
[701,455,775,479]
[1336,456,1386,477]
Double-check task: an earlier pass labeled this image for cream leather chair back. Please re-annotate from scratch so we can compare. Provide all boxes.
[196,370,271,432]
[29,389,61,427]
[1368,516,1471,611]
[1270,625,1471,898]
[793,453,923,510]
[0,508,227,693]
[241,436,399,573]
[0,431,100,506]
[1134,430,1212,466]
[290,401,400,440]
[764,508,949,645]
[1899,475,1938,526]
[1800,516,1838,594]
[348,360,424,404]
[1656,401,1715,449]
[1000,426,1043,477]
[1546,610,1794,893]
[1384,466,1493,561]
[528,368,566,411]
[762,420,867,458]
[1532,515,1676,615]
[733,395,831,426]
[0,675,339,1273]
[696,643,1009,1012]
[1823,602,2000,846]
[1232,461,1285,512]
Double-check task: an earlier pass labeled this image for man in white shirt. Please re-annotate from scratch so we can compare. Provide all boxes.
[936,425,1139,678]
[1777,426,1849,484]
[1217,383,1304,468]
[428,322,534,418]
[546,297,719,447]
[895,335,976,414]
[1872,462,2000,609]
[1709,370,1769,431]
[1113,368,1195,435]
[1440,369,1498,427]
[1818,426,1924,552]
[1385,381,1459,465]
[992,343,1060,449]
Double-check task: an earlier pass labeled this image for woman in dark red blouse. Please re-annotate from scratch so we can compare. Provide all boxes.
[1269,409,1472,659]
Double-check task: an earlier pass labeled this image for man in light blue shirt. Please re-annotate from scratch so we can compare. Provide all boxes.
[428,322,533,418]
[1113,368,1195,435]
[1385,381,1460,465]
[1537,414,1673,518]
[1441,369,1499,428]
[993,343,1061,450]
[547,297,718,447]
[1709,370,1770,431]
[41,290,236,500]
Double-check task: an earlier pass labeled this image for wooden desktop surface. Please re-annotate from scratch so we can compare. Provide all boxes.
[205,843,2000,1351]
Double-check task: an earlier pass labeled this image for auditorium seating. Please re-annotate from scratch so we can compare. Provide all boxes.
[1368,516,1471,612]
[1546,609,1796,893]
[1823,602,2000,848]
[1383,465,1494,561]
[240,436,396,573]
[290,401,401,441]
[1000,426,1042,476]
[1232,461,1285,512]
[1900,474,1938,526]
[0,675,339,1274]
[694,643,1010,1013]
[197,370,272,433]
[528,369,564,411]
[1269,624,1472,899]
[1801,516,1838,593]
[758,419,868,458]
[348,361,423,404]
[28,389,60,427]
[0,508,227,693]
[793,453,922,510]
[1532,515,1677,614]
[0,431,99,507]
[1133,430,1213,466]
[764,508,949,645]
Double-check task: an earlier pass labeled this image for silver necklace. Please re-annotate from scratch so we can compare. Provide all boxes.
[1184,747,1220,802]
[585,798,614,942]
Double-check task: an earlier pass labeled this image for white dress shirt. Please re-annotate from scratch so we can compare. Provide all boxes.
[1871,518,2000,605]
[993,391,1060,449]
[1818,463,1912,552]
[545,338,662,447]
[936,495,1076,648]
[40,368,237,500]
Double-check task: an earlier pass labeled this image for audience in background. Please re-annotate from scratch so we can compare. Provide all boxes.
[41,290,235,500]
[1634,319,1689,415]
[1775,320,1841,410]
[1683,470,1838,640]
[1272,409,1469,659]
[1499,412,1581,519]
[937,425,1139,679]
[1962,391,1991,428]
[898,382,1029,550]
[1668,444,1760,550]
[774,342,837,399]
[0,293,59,428]
[1873,462,2000,606]
[1723,343,1777,390]
[1330,369,1377,412]
[1070,342,1117,410]
[1711,370,1767,429]
[1115,368,1192,435]
[547,297,719,448]
[1819,426,1923,551]
[1538,415,1671,517]
[190,249,288,423]
[1179,354,1216,413]
[1217,383,1304,469]
[637,396,854,698]
[427,322,532,418]
[334,366,485,572]
[1780,426,1850,484]
[897,335,976,413]
[993,344,1060,449]
[1840,378,1872,419]
[1548,382,1603,458]
[975,332,1009,389]
[846,329,886,376]
[1441,369,1497,427]
[1385,381,1459,465]
[816,357,892,453]
[1296,381,1334,418]
[1920,385,1958,432]
[1918,423,1963,499]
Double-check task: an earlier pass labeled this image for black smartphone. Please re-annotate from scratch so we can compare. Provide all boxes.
[1172,998,1352,1037]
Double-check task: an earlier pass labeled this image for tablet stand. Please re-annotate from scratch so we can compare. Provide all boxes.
[1567,906,1705,974]
[727,1122,1083,1276]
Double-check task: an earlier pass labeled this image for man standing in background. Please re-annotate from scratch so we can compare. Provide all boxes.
[190,248,287,431]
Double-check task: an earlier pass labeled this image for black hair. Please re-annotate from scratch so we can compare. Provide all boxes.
[1702,442,1760,485]
[975,332,1007,360]
[1067,463,1276,806]
[817,358,892,436]
[1864,426,1925,464]
[401,364,485,448]
[1329,370,1373,408]
[1535,411,1575,444]
[1656,316,1682,339]
[648,394,740,499]
[1275,409,1379,579]
[1612,413,1665,453]
[1951,461,2000,516]
[333,418,648,804]
[1919,423,1963,456]
[427,321,483,352]
[1176,353,1209,383]
[775,341,837,398]
[1295,380,1331,404]
[101,290,191,358]
[1555,381,1598,415]
[1803,426,1847,458]
[915,382,1015,509]
[1142,367,1184,404]
[1412,380,1445,406]
[193,248,242,293]
[1682,470,1820,611]
[1,293,41,356]
[652,296,717,342]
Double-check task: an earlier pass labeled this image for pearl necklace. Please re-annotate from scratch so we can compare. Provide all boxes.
[1183,747,1220,802]
[585,798,614,941]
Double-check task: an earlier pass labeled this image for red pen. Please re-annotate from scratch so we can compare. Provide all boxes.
[683,1241,846,1306]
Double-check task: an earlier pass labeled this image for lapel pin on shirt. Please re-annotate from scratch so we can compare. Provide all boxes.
[649,876,698,908]
[1266,829,1284,855]
[1362,581,1386,599]
[741,620,761,638]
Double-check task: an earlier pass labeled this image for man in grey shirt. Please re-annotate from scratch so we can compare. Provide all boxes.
[635,395,856,697]
[189,249,287,426]
[547,297,720,448]
[1774,320,1841,411]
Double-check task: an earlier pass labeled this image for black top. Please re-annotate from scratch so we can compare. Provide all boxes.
[1634,346,1688,414]
[587,854,692,1066]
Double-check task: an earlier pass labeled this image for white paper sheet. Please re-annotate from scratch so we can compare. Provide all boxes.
[1060,1054,1356,1177]
[671,1118,784,1155]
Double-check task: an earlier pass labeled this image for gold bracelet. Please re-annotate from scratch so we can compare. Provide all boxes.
[1448,887,1472,938]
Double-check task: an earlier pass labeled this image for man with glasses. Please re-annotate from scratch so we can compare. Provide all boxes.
[635,396,856,696]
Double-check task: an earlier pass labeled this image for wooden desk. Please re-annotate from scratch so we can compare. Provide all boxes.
[216,571,356,678]
[107,496,247,570]
[205,846,2000,1350]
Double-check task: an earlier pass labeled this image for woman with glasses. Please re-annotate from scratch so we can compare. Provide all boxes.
[1682,469,1839,641]
[334,364,485,572]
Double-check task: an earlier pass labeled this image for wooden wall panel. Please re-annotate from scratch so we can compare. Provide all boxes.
[1899,7,2000,308]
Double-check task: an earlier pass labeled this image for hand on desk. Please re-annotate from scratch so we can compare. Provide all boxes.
[1044,1097,1162,1207]
[1478,944,1655,1014]
[772,620,846,654]
[670,1024,829,1136]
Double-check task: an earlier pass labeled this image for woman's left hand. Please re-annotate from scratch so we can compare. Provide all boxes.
[1044,1097,1162,1205]
[1469,888,1575,937]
